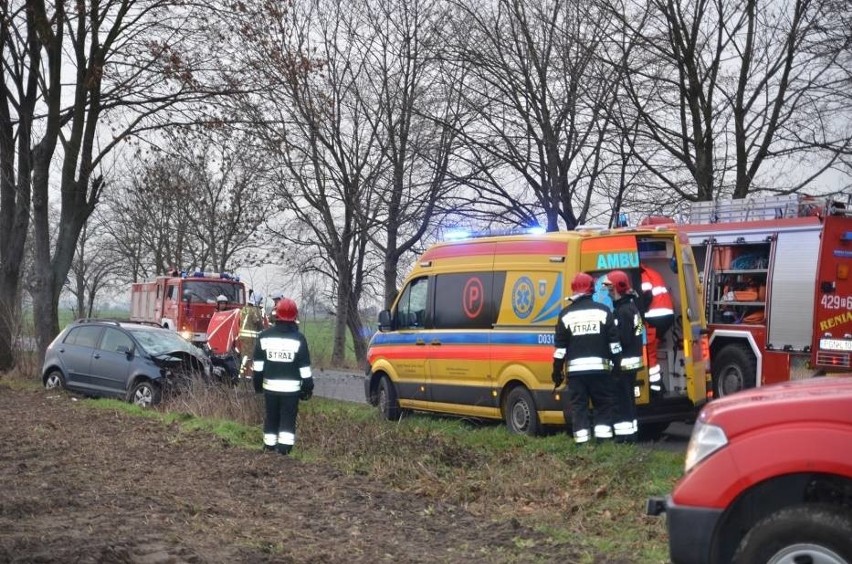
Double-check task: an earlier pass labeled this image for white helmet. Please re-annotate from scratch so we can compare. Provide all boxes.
[216,294,227,303]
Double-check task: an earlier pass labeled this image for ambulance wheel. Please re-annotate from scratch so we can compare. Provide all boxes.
[712,344,756,398]
[377,376,401,421]
[504,387,540,436]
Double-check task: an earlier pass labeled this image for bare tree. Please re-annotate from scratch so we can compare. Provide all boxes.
[613,0,852,204]
[356,0,471,308]
[224,0,384,366]
[445,0,624,231]
[68,217,123,319]
[0,0,233,368]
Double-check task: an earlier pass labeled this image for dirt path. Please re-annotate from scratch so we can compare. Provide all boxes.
[0,384,584,563]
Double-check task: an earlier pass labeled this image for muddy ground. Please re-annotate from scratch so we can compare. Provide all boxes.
[0,384,607,564]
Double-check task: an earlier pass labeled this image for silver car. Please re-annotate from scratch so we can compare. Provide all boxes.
[42,320,211,407]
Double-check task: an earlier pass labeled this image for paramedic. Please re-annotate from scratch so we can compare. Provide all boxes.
[639,264,674,394]
[252,298,314,455]
[552,272,622,444]
[603,270,645,443]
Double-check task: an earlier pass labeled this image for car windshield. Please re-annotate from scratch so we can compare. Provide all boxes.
[127,327,202,357]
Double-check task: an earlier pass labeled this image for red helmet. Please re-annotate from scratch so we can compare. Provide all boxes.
[570,272,595,295]
[274,298,299,322]
[606,270,631,294]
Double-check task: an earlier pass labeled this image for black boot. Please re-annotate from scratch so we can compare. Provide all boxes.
[263,445,276,453]
[276,445,292,456]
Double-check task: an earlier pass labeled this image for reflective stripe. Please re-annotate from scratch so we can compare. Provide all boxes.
[651,286,669,296]
[620,356,643,370]
[613,421,634,436]
[553,348,567,359]
[641,282,653,291]
[646,307,674,318]
[263,433,277,446]
[567,357,613,371]
[632,420,638,433]
[594,424,613,439]
[574,429,590,443]
[254,360,265,371]
[239,330,259,337]
[263,378,301,393]
[300,366,312,379]
[650,385,662,391]
[277,431,295,445]
[648,365,661,379]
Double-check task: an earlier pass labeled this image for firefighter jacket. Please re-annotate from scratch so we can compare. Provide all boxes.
[640,265,674,322]
[252,322,313,394]
[613,292,645,372]
[553,294,622,376]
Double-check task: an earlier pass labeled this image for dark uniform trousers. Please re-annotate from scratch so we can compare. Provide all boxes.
[566,371,617,443]
[264,392,300,453]
[612,368,639,441]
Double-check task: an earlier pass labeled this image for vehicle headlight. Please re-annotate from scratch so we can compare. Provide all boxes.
[179,330,193,341]
[684,421,728,473]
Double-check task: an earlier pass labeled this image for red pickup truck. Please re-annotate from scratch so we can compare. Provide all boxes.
[647,376,852,564]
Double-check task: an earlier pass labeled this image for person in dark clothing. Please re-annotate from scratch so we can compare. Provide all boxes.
[252,297,314,455]
[552,272,622,444]
[603,270,645,443]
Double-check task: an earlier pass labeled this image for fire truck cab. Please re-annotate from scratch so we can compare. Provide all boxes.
[674,195,852,396]
[130,271,246,345]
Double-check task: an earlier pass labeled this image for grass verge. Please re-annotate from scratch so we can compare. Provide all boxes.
[6,371,680,563]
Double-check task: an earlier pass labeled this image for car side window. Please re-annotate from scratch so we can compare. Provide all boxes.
[64,326,103,348]
[99,328,134,353]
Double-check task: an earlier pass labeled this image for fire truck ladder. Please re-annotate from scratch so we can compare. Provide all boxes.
[687,194,851,224]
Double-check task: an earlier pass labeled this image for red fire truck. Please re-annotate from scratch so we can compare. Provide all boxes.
[129,271,246,345]
[666,194,852,396]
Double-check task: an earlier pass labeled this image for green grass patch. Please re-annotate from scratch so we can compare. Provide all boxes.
[36,381,680,563]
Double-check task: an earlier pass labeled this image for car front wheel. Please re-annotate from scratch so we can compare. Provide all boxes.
[44,369,66,390]
[129,380,162,408]
[733,504,852,564]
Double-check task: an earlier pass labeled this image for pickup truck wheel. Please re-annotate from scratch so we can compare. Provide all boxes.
[733,504,852,564]
[637,422,669,442]
[504,387,540,436]
[377,376,401,421]
[712,344,756,398]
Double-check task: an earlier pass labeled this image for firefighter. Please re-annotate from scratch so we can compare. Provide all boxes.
[238,299,264,377]
[268,291,284,323]
[252,298,314,455]
[639,264,674,395]
[215,294,228,311]
[552,272,622,445]
[602,270,644,443]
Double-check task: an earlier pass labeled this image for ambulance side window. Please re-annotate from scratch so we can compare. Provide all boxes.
[433,272,493,330]
[395,277,429,329]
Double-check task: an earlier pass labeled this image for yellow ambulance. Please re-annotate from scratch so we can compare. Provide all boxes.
[365,228,710,436]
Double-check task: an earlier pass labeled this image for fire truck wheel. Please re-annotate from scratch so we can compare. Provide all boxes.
[44,369,66,390]
[733,504,852,564]
[377,376,401,421]
[712,344,756,398]
[129,380,162,408]
[504,387,540,436]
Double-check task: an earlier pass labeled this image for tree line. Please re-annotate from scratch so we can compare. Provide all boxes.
[1,0,849,370]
